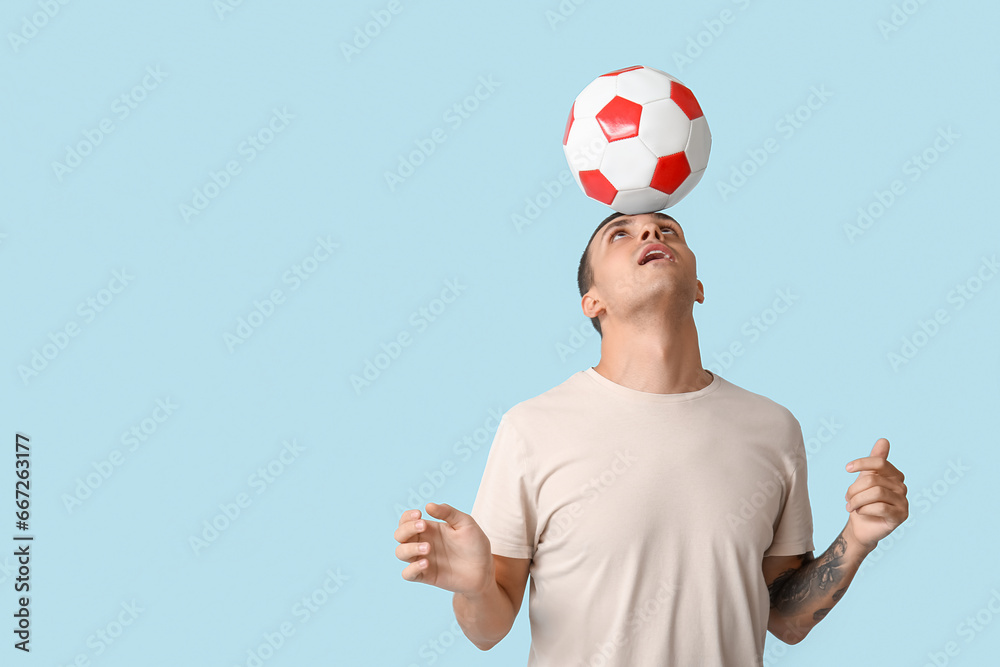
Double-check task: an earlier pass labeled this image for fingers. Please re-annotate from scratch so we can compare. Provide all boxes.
[394,510,431,576]
[425,502,464,528]
[846,474,906,502]
[396,502,463,584]
[846,483,905,513]
[393,515,427,544]
[845,455,904,481]
[400,556,430,582]
[398,509,420,527]
[868,437,890,459]
[395,539,431,563]
[850,500,907,523]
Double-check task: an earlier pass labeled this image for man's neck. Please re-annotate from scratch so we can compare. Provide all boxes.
[593,318,711,394]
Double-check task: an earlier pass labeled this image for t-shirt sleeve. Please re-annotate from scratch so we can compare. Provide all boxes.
[470,413,536,559]
[764,417,815,557]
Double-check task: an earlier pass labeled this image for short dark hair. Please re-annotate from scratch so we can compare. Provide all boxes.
[577,211,626,337]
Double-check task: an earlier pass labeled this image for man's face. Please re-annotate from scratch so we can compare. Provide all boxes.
[582,212,704,326]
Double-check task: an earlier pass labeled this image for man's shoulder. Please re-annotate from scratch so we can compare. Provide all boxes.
[502,369,592,427]
[716,375,800,427]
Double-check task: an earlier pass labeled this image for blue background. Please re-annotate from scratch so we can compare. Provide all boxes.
[3,0,998,665]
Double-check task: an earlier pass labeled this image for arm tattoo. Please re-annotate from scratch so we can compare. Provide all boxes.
[811,587,847,622]
[768,532,849,617]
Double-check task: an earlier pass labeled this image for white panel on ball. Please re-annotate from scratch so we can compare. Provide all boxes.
[685,116,712,172]
[600,139,657,191]
[613,188,671,215]
[667,168,707,205]
[615,67,674,105]
[572,76,618,118]
[641,65,681,84]
[564,117,608,172]
[637,99,692,157]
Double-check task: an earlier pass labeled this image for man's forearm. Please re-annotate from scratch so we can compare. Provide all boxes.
[453,572,516,651]
[768,522,873,643]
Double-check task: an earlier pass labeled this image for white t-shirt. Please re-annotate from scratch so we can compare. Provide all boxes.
[470,367,814,667]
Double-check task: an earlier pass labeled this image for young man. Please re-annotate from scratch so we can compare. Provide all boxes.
[394,211,909,666]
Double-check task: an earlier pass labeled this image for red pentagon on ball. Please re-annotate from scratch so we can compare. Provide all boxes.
[579,169,618,205]
[669,82,704,120]
[563,102,575,146]
[596,96,643,142]
[650,153,691,195]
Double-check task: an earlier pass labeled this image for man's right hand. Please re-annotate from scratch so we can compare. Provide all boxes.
[394,502,495,597]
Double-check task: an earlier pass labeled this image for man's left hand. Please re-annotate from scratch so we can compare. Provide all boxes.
[844,437,909,551]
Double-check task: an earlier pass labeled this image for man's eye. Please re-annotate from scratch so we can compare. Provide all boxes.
[610,226,675,241]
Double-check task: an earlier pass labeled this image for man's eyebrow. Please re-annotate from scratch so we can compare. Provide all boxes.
[601,213,680,241]
[601,217,633,241]
[652,212,681,232]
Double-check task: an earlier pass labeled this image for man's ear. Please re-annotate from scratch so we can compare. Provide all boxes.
[695,279,705,305]
[582,291,604,320]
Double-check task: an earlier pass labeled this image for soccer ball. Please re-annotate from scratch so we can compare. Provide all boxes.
[562,65,711,214]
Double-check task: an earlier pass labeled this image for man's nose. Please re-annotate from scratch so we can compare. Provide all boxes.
[639,222,663,240]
